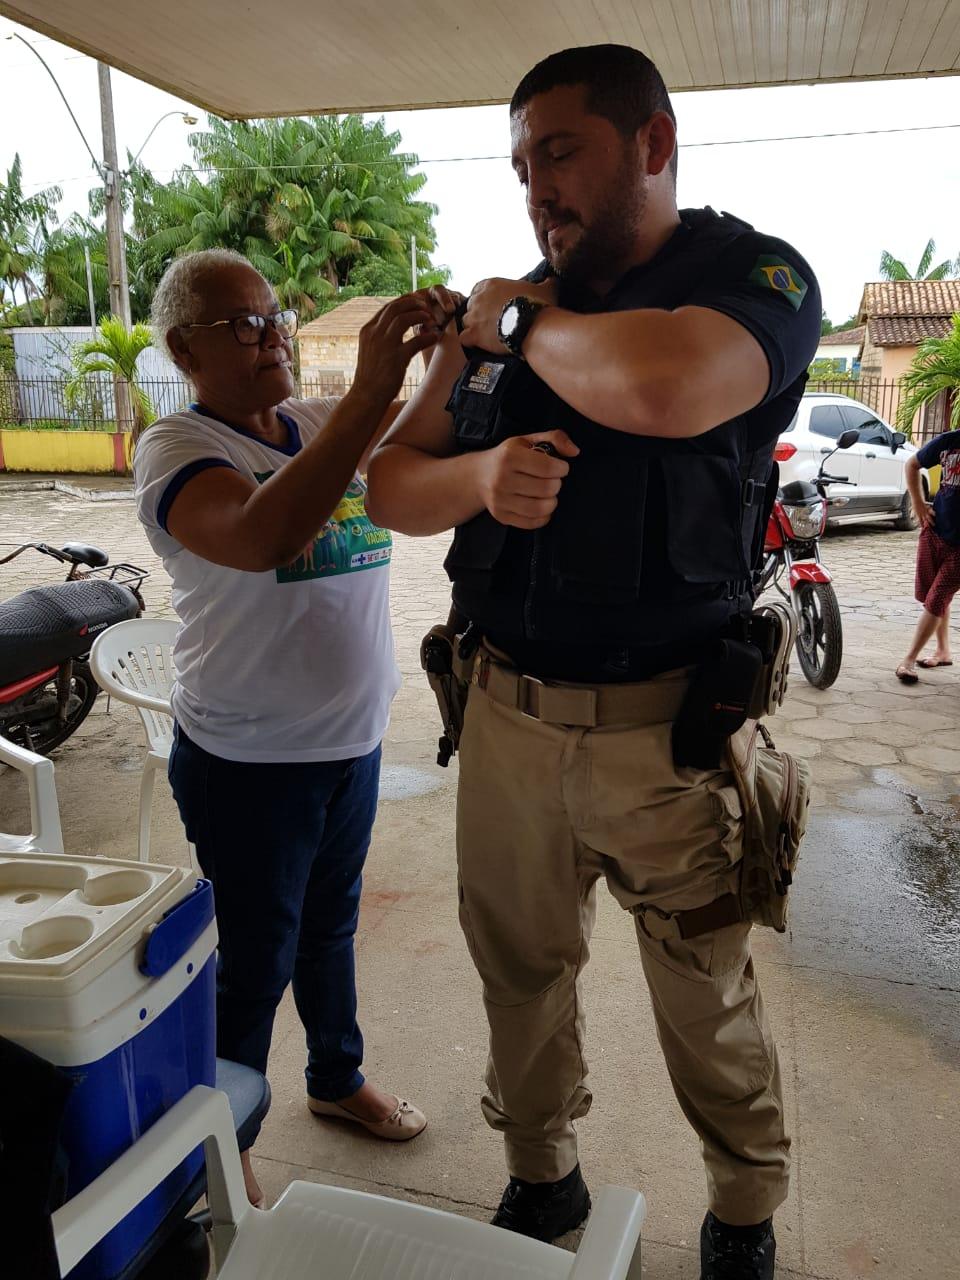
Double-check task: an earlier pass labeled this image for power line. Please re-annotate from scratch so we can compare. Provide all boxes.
[20,119,960,193]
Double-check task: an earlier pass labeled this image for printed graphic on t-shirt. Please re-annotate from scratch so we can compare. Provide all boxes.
[941,449,960,489]
[254,473,393,582]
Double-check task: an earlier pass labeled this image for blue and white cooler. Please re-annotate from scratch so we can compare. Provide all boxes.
[0,854,217,1279]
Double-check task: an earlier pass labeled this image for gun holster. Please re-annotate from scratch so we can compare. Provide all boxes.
[420,610,478,766]
[671,639,762,771]
[671,600,797,772]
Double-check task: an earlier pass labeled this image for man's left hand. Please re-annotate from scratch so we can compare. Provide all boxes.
[460,277,558,352]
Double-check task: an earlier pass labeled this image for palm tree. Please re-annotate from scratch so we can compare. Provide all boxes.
[37,217,109,325]
[66,317,156,440]
[0,155,61,321]
[897,314,960,435]
[879,239,959,283]
[135,114,440,321]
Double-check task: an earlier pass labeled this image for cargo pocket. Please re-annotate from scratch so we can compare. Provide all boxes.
[546,456,647,603]
[662,454,746,583]
[449,357,540,450]
[708,775,745,868]
[443,511,510,580]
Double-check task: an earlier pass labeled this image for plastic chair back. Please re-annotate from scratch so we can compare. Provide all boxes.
[90,619,179,753]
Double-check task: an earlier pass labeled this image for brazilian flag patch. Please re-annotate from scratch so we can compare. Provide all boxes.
[748,255,808,309]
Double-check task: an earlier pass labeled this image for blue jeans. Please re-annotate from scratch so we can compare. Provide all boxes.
[169,725,380,1104]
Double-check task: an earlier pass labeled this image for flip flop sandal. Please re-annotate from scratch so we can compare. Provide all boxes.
[896,665,919,684]
[917,658,954,668]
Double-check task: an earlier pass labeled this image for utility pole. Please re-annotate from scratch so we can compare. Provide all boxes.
[97,62,134,434]
[410,235,417,292]
[83,244,97,329]
[97,63,131,328]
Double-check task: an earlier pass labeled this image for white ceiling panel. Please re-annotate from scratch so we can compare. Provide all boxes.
[1,0,958,118]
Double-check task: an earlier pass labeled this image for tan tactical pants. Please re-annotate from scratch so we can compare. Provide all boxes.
[455,658,790,1226]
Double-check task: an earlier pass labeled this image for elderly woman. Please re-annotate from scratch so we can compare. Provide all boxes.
[134,248,457,1205]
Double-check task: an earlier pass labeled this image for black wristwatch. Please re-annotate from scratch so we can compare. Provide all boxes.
[497,295,547,358]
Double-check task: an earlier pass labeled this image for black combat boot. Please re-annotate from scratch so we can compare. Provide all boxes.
[700,1211,776,1279]
[491,1164,591,1242]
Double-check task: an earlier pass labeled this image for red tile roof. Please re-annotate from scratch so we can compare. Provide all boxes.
[859,280,959,347]
[860,280,960,317]
[869,316,953,346]
[819,325,865,346]
[299,297,389,338]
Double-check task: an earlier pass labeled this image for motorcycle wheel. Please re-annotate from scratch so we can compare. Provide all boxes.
[793,582,843,689]
[1,659,100,755]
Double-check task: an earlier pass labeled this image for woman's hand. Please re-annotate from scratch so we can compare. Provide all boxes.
[352,289,463,408]
[913,499,935,530]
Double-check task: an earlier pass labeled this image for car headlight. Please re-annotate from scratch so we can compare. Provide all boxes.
[781,500,825,539]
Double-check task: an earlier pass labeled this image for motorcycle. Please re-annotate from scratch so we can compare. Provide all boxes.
[0,541,147,753]
[759,427,859,690]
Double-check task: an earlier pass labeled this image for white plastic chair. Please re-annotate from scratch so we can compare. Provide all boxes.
[90,618,191,865]
[0,735,65,854]
[53,1085,646,1280]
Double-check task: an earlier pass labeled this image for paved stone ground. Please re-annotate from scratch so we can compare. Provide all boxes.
[1,479,958,1279]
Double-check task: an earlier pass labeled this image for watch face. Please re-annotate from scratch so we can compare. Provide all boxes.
[500,303,520,337]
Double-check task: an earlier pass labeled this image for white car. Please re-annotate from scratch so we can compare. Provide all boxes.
[775,393,928,530]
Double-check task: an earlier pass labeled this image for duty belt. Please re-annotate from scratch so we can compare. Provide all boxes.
[472,646,692,728]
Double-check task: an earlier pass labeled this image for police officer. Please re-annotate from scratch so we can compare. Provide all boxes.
[367,44,820,1280]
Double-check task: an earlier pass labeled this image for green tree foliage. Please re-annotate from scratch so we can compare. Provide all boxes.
[317,254,451,314]
[2,114,443,329]
[0,155,61,322]
[879,239,960,283]
[897,313,960,435]
[134,115,442,321]
[66,317,156,438]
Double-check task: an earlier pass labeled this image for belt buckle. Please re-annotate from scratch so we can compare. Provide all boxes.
[518,673,545,720]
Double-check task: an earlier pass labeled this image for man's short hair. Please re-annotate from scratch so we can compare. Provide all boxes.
[510,44,678,179]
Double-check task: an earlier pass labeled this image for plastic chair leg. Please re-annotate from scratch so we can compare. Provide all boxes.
[138,759,157,863]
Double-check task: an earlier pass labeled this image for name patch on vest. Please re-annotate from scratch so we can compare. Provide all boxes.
[466,361,506,394]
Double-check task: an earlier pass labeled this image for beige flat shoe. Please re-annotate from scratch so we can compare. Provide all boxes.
[308,1094,427,1141]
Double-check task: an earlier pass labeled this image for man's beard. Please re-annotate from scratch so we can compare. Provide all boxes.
[538,159,647,286]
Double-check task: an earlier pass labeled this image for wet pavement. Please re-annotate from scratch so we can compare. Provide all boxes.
[1,484,958,1278]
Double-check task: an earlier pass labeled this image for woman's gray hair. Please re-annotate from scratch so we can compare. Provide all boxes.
[150,248,253,359]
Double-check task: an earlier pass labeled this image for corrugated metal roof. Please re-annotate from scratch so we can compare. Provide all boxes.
[4,1,959,117]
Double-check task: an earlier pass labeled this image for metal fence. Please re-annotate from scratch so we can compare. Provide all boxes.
[0,371,951,442]
[805,378,951,445]
[0,373,424,429]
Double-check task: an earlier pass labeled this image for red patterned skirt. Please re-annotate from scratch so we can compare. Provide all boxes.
[915,525,960,618]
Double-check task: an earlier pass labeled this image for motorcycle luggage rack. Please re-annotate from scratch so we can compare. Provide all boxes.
[81,561,150,591]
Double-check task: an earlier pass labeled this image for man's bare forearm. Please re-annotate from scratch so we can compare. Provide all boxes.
[520,305,768,437]
[367,444,486,535]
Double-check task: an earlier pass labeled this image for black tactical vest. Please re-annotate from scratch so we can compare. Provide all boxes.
[444,209,784,649]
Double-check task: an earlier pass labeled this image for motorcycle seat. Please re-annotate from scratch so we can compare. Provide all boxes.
[0,579,139,687]
[60,542,109,568]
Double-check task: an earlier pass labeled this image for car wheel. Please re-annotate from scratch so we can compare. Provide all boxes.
[893,490,918,531]
[893,478,929,531]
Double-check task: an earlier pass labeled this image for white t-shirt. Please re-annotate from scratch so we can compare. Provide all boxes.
[134,398,400,763]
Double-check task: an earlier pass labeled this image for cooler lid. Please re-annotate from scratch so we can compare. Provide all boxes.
[0,855,194,980]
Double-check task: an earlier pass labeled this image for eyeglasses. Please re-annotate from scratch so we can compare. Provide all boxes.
[182,309,299,345]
